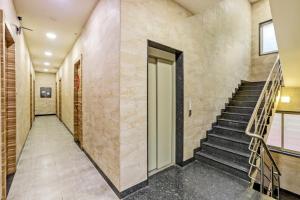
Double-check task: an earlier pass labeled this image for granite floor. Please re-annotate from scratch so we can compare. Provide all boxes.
[7,116,118,200]
[124,161,273,200]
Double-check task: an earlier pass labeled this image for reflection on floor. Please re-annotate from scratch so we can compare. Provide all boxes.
[124,161,272,200]
[8,116,118,200]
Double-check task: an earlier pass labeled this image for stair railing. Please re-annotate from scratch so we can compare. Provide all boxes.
[245,56,283,199]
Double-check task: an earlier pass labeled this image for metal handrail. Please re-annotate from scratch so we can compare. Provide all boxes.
[247,133,281,176]
[245,55,283,198]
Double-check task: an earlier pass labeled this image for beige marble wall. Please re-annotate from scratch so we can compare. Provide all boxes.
[35,72,56,115]
[57,0,121,189]
[250,0,278,81]
[120,0,252,190]
[0,1,35,161]
[0,0,35,196]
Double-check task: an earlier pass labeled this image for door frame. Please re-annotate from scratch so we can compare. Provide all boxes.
[30,73,33,127]
[147,40,184,174]
[73,57,82,148]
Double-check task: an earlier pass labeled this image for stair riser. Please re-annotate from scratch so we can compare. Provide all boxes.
[217,120,247,130]
[221,113,251,121]
[208,135,249,154]
[195,154,250,181]
[242,82,265,86]
[213,128,251,142]
[202,145,250,168]
[229,101,257,107]
[233,95,259,101]
[225,107,254,114]
[236,90,262,96]
[239,86,264,91]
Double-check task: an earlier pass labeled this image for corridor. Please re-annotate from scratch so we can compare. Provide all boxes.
[7,116,118,200]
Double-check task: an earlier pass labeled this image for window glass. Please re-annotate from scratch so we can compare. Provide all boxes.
[284,114,300,152]
[260,21,278,55]
[267,113,281,147]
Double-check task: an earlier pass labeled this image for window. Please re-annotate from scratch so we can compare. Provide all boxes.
[259,20,278,55]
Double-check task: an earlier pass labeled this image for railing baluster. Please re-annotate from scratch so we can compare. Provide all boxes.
[245,56,282,198]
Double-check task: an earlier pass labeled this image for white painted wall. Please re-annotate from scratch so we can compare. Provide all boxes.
[35,72,56,115]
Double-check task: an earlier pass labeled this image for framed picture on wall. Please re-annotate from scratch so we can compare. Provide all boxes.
[40,87,52,98]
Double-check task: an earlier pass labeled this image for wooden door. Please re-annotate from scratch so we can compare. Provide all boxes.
[1,21,16,198]
[74,60,82,147]
[58,79,62,121]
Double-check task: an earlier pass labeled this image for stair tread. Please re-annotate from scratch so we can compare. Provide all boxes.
[226,106,254,109]
[237,90,262,92]
[230,100,258,103]
[214,125,245,133]
[222,112,251,116]
[196,151,249,173]
[209,133,249,145]
[203,142,250,157]
[218,118,248,124]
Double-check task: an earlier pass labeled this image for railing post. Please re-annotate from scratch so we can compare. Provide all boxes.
[260,145,264,193]
[271,166,274,197]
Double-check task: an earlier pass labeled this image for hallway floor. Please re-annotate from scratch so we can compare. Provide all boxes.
[8,116,118,200]
[8,116,274,200]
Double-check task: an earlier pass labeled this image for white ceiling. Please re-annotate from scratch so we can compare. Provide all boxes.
[270,0,300,87]
[13,0,99,73]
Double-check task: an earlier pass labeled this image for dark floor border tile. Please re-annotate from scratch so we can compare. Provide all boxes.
[6,173,15,195]
[35,114,56,116]
[82,149,148,199]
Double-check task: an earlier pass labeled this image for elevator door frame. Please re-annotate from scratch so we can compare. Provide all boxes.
[147,40,184,177]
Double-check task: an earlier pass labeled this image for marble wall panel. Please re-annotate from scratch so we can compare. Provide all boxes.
[119,0,252,191]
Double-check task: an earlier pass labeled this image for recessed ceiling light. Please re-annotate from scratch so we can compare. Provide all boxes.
[44,69,49,72]
[45,51,52,56]
[44,62,50,66]
[46,32,57,39]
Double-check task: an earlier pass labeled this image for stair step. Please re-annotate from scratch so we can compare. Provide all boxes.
[203,142,250,158]
[229,100,257,107]
[239,85,264,91]
[225,106,254,114]
[236,90,262,96]
[212,125,251,142]
[217,118,248,130]
[208,133,249,145]
[221,112,251,122]
[233,95,260,101]
[241,81,266,86]
[195,152,250,180]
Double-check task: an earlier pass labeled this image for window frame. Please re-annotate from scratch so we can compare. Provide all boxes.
[259,19,279,56]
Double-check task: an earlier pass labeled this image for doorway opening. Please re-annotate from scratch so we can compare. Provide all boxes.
[58,79,62,121]
[74,59,82,147]
[1,22,17,198]
[147,41,184,176]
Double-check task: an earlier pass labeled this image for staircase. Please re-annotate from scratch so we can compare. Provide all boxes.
[195,57,283,199]
[195,81,267,181]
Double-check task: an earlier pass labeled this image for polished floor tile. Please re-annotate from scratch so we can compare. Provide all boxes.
[8,116,118,200]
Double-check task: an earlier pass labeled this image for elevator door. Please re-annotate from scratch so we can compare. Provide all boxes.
[148,56,175,174]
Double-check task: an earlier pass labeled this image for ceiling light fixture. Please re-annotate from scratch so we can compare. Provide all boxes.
[46,32,57,40]
[45,51,53,57]
[44,62,50,66]
[44,69,49,72]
